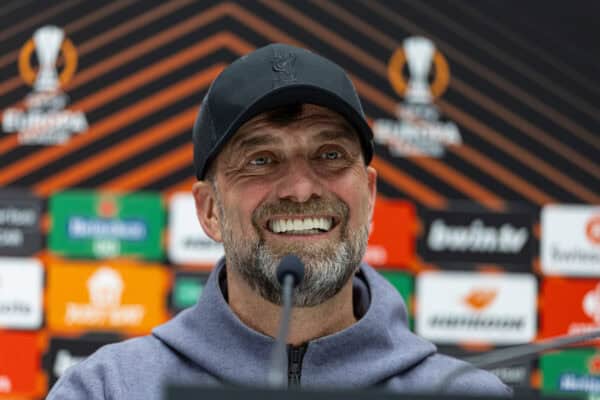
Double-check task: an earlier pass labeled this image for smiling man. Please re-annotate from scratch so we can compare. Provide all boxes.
[47,43,511,399]
[194,103,376,345]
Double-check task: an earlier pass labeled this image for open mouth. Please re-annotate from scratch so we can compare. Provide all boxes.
[267,217,335,235]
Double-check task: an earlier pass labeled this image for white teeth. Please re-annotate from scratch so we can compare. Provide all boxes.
[317,218,327,230]
[269,217,333,234]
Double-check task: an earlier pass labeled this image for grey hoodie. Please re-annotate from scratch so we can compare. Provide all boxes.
[47,260,511,399]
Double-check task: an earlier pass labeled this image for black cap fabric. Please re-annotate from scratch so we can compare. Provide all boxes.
[192,43,374,179]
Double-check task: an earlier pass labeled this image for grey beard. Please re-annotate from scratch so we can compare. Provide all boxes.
[218,196,369,307]
[236,226,368,307]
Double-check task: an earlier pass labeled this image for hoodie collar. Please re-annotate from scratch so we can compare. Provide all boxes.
[153,259,435,388]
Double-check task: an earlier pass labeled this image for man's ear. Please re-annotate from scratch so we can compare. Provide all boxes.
[366,166,377,222]
[192,181,223,243]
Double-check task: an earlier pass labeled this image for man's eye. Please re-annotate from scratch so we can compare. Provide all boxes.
[249,156,273,166]
[321,151,342,160]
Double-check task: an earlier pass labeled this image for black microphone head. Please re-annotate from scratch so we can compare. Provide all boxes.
[276,254,305,287]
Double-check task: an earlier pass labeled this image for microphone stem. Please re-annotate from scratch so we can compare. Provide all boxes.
[267,274,294,388]
[433,328,600,394]
[467,328,600,369]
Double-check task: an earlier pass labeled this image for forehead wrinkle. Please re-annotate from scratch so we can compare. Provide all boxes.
[235,133,282,152]
[224,127,281,158]
[223,106,358,159]
[224,125,359,161]
[288,111,352,131]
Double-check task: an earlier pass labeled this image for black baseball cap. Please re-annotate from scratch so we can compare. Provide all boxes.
[192,43,374,180]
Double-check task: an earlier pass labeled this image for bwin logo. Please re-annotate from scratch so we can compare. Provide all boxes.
[427,219,528,253]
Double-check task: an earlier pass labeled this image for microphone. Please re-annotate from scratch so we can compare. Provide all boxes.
[434,328,600,393]
[267,254,305,388]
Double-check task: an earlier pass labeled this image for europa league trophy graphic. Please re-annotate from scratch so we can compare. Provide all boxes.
[403,36,434,104]
[371,35,461,157]
[3,24,88,144]
[33,25,64,92]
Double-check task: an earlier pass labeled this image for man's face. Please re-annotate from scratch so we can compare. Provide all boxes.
[201,104,376,307]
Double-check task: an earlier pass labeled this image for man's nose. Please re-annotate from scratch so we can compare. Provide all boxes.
[275,158,324,203]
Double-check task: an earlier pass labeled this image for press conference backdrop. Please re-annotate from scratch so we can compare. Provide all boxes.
[0,0,599,398]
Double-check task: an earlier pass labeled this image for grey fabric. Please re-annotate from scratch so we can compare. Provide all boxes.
[47,260,511,399]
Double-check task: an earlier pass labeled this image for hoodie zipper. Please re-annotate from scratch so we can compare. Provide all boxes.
[287,343,307,388]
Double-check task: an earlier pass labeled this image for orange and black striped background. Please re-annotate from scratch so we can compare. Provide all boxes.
[1,0,598,205]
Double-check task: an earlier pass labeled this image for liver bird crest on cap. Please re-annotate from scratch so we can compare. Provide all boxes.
[271,50,297,85]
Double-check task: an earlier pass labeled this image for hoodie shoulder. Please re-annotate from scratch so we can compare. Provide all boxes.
[45,338,137,399]
[390,352,512,397]
[47,335,218,400]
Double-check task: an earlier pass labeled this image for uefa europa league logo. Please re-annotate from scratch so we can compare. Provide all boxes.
[403,37,435,104]
[32,26,64,92]
[3,24,87,145]
[374,36,460,157]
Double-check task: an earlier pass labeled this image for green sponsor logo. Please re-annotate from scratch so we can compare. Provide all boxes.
[172,276,205,310]
[542,348,600,397]
[49,191,164,260]
[380,270,414,328]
